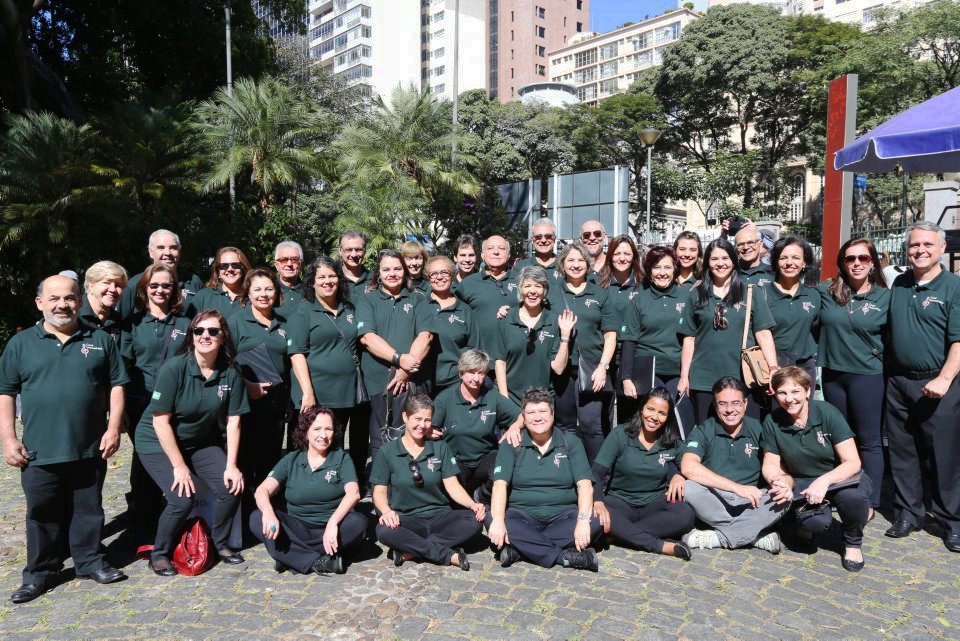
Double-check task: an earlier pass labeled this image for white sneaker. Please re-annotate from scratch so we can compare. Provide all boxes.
[682,529,721,550]
[752,531,782,555]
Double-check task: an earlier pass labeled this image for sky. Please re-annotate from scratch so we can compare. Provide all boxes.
[590,0,680,33]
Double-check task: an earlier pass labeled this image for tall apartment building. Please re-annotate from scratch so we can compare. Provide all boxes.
[782,0,936,26]
[547,9,698,105]
[421,0,488,100]
[489,0,590,102]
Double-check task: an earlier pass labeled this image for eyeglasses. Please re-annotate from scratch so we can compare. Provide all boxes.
[407,457,424,488]
[533,234,555,241]
[148,283,174,291]
[716,400,745,409]
[276,257,301,265]
[341,248,365,254]
[797,499,831,514]
[427,270,453,280]
[581,230,604,240]
[843,254,872,265]
[735,240,759,249]
[192,327,221,337]
[217,262,243,271]
[713,301,729,330]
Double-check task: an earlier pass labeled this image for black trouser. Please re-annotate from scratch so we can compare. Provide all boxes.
[456,450,497,504]
[249,509,368,573]
[240,393,288,493]
[375,509,480,565]
[485,507,602,568]
[126,396,165,547]
[21,458,109,584]
[604,494,695,553]
[692,387,762,425]
[822,369,885,507]
[332,405,368,486]
[794,475,872,547]
[139,446,240,560]
[885,374,960,534]
[365,390,410,477]
[554,370,613,464]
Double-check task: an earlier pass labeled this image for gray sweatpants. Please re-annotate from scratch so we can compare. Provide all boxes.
[684,480,788,548]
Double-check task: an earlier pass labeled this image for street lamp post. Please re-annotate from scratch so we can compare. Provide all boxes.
[639,128,662,242]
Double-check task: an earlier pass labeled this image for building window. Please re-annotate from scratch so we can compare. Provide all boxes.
[577,0,583,9]
[552,57,561,66]
[576,21,582,32]
[433,10,444,22]
[537,45,545,57]
[435,65,445,76]
[422,50,430,61]
[599,60,618,78]
[633,33,650,51]
[789,174,805,222]
[574,49,597,67]
[434,47,445,58]
[576,84,597,101]
[435,29,444,39]
[536,6,545,18]
[655,23,680,44]
[433,83,445,94]
[536,26,545,38]
[537,64,546,76]
[599,42,618,60]
[573,66,596,84]
[511,68,514,79]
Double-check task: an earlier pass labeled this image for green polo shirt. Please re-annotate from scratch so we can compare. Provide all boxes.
[489,307,562,405]
[595,427,681,508]
[191,286,244,320]
[228,306,290,384]
[120,311,192,401]
[432,385,520,466]
[411,278,430,294]
[605,276,640,343]
[369,438,459,516]
[0,323,129,466]
[79,296,123,343]
[760,400,855,482]
[677,274,697,291]
[816,282,888,375]
[268,449,358,525]
[288,300,359,409]
[343,267,371,301]
[556,281,618,362]
[118,268,204,321]
[134,352,250,454]
[887,269,960,373]
[493,429,591,519]
[355,287,435,395]
[455,270,517,351]
[427,298,480,390]
[277,280,305,319]
[762,283,820,361]
[682,417,763,487]
[620,284,685,378]
[678,287,776,392]
[740,263,773,288]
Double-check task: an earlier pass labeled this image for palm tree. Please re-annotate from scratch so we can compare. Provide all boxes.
[194,76,332,218]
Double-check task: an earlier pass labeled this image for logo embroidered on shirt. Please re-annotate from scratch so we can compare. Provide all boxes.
[802,301,815,313]
[79,343,103,358]
[733,302,745,311]
[346,314,354,324]
[538,330,554,344]
[171,328,186,340]
[658,452,674,466]
[324,469,337,483]
[584,299,599,308]
[860,302,881,315]
[426,456,442,472]
[553,451,568,468]
[402,303,413,314]
[217,384,230,400]
[757,278,771,287]
[922,296,944,309]
[479,410,496,423]
[744,443,758,457]
[629,291,638,300]
[816,430,826,446]
[448,314,465,324]
[277,328,286,338]
[676,302,686,313]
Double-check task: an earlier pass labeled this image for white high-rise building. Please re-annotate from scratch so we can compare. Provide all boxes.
[782,0,937,26]
[420,0,487,100]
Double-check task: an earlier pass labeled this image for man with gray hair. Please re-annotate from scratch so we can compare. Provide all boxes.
[579,220,607,274]
[118,229,204,320]
[1,275,130,602]
[274,240,305,318]
[733,224,772,287]
[517,218,560,277]
[884,221,960,553]
[456,235,516,353]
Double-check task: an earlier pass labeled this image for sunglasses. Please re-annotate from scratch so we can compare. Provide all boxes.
[407,457,424,488]
[192,327,221,337]
[581,230,603,240]
[276,257,301,265]
[493,278,508,297]
[797,499,831,514]
[713,301,729,330]
[526,326,538,354]
[533,234,555,241]
[843,254,872,265]
[217,262,244,271]
[148,283,174,291]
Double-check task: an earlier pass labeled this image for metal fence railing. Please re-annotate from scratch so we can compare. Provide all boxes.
[853,225,909,266]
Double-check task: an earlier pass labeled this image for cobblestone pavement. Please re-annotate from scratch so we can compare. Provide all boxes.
[1,444,958,641]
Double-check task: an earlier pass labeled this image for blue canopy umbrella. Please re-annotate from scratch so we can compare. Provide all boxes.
[834,85,960,173]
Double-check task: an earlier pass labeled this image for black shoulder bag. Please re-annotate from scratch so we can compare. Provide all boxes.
[323,312,370,404]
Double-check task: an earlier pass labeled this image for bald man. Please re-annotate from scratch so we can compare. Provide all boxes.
[0,276,130,602]
[734,225,772,287]
[580,220,608,274]
[456,235,516,353]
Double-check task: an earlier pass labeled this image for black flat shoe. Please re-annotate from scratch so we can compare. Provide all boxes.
[149,560,177,577]
[389,548,404,567]
[842,556,865,572]
[944,533,960,553]
[671,541,692,561]
[218,550,245,565]
[77,566,127,584]
[453,547,470,572]
[884,519,919,538]
[498,544,521,568]
[11,582,49,604]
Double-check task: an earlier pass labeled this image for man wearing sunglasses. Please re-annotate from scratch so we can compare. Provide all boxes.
[273,241,305,318]
[733,225,772,288]
[456,235,516,354]
[1,275,131,603]
[579,220,608,275]
[517,219,560,275]
[117,229,205,321]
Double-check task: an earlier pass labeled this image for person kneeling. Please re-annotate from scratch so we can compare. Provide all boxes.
[251,407,367,575]
[372,394,483,570]
[680,377,788,554]
[487,388,602,571]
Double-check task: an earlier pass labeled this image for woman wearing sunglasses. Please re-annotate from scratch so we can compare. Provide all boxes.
[135,309,249,576]
[678,238,778,424]
[816,238,888,513]
[425,255,479,394]
[491,266,576,406]
[121,262,192,548]
[761,367,871,572]
[191,247,252,319]
[371,394,484,570]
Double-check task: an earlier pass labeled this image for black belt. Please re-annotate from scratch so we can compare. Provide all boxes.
[896,369,940,381]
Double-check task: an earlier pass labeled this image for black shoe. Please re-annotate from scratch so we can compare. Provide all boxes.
[671,541,692,561]
[559,548,599,572]
[274,560,289,573]
[11,581,49,604]
[884,519,919,538]
[389,548,404,567]
[218,550,245,565]
[149,559,177,577]
[842,556,865,572]
[945,533,960,553]
[77,566,127,584]
[498,544,521,568]
[310,554,343,575]
[452,547,469,572]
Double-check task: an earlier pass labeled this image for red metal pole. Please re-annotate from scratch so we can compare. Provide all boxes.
[821,74,858,282]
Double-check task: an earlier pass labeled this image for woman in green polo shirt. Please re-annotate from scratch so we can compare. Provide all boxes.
[761,367,871,572]
[80,260,128,341]
[673,231,702,291]
[678,238,779,425]
[136,309,250,576]
[192,247,251,319]
[121,262,191,548]
[425,255,480,393]
[228,268,291,493]
[400,240,430,293]
[371,394,483,570]
[592,387,694,559]
[492,266,576,406]
[817,238,888,511]
[251,407,367,575]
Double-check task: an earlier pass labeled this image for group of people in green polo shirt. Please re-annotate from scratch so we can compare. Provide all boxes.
[4,219,960,604]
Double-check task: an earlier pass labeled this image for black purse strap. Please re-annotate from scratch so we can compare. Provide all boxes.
[846,301,881,359]
[323,309,361,367]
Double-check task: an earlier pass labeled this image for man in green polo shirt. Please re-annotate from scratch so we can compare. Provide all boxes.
[455,235,516,352]
[338,231,371,299]
[884,222,960,552]
[679,377,786,553]
[734,225,773,287]
[0,275,130,603]
[117,229,204,320]
[274,240,305,318]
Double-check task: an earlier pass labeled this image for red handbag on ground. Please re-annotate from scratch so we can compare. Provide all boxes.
[172,517,214,576]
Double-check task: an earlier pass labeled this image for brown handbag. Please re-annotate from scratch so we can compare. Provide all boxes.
[740,284,771,389]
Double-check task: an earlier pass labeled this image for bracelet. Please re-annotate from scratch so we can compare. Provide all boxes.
[599,362,609,370]
[577,511,591,521]
[560,338,570,343]
[392,352,401,367]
